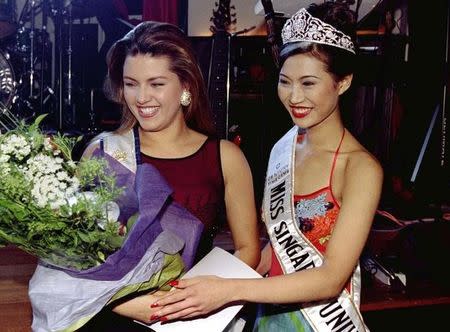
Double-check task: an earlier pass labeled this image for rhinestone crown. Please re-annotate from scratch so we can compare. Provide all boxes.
[281,8,355,54]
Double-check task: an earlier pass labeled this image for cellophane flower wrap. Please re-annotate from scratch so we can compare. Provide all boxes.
[0,116,204,331]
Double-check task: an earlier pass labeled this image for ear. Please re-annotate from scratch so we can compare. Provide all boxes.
[337,74,353,95]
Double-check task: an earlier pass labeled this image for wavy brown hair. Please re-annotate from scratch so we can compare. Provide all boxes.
[105,21,216,136]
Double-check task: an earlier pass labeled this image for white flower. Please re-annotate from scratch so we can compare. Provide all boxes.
[0,154,10,163]
[43,137,53,151]
[0,163,10,176]
[50,198,66,210]
[26,153,63,176]
[56,171,69,181]
[67,161,76,169]
[0,134,31,160]
[28,167,80,209]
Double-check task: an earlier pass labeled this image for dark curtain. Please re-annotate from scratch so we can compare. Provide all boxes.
[143,0,177,24]
[142,0,188,32]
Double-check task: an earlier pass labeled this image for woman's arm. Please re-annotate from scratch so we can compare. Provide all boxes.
[112,291,167,323]
[150,152,383,320]
[220,140,261,268]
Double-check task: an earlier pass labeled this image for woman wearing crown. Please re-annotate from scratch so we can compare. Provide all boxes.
[149,3,383,331]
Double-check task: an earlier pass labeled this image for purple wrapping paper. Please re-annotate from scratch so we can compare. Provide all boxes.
[44,151,203,280]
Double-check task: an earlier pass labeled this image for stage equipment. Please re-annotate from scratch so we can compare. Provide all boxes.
[49,0,100,132]
[0,50,16,110]
[4,0,53,122]
[50,0,88,130]
[208,0,237,140]
[1,0,100,132]
[260,0,284,68]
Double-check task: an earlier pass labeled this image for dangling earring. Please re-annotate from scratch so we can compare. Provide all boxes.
[180,90,192,107]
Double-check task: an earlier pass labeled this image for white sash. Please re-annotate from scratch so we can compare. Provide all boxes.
[263,126,368,332]
[102,129,137,172]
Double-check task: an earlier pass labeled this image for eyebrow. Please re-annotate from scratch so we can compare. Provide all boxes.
[123,75,169,81]
[279,73,320,80]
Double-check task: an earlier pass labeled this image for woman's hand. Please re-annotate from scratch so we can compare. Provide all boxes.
[112,290,167,323]
[151,276,233,321]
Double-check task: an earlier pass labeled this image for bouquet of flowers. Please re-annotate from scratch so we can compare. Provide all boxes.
[0,115,204,331]
[0,114,124,269]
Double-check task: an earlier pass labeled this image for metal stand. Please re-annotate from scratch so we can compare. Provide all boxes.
[52,0,64,130]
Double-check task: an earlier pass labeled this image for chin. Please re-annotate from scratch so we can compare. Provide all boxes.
[291,118,308,129]
[137,123,158,132]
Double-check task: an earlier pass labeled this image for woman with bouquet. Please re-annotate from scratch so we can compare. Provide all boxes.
[149,3,383,331]
[79,20,261,329]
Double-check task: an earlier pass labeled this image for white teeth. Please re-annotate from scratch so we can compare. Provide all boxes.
[140,107,158,116]
[292,107,311,114]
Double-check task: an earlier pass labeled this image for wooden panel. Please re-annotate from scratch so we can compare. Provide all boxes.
[0,246,36,331]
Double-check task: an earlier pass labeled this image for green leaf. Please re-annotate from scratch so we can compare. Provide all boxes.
[31,114,48,129]
[127,213,139,232]
[97,251,105,262]
[105,233,124,248]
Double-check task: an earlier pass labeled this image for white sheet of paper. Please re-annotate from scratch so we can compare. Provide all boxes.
[139,246,261,332]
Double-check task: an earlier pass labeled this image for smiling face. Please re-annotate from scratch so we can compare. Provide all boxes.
[277,53,351,130]
[123,54,186,133]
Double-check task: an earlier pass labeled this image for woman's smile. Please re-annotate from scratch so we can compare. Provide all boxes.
[291,106,312,118]
[138,106,160,118]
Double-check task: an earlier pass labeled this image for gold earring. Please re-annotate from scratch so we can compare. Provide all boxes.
[180,90,192,107]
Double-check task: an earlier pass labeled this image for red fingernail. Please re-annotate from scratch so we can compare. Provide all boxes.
[150,302,159,308]
[160,316,168,322]
[169,280,179,287]
[150,314,159,321]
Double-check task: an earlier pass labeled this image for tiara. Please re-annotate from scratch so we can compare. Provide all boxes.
[281,8,355,54]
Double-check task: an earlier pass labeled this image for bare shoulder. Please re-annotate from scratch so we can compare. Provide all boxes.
[346,142,383,185]
[219,139,249,165]
[220,139,243,156]
[219,140,251,180]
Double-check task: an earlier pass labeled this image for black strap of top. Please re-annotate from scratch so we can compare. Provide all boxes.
[133,126,142,165]
[99,137,104,154]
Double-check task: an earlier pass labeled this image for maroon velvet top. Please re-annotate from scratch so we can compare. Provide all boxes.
[141,138,225,259]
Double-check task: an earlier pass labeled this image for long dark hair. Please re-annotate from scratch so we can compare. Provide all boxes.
[105,21,216,136]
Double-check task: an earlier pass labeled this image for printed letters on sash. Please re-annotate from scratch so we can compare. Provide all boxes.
[263,126,368,332]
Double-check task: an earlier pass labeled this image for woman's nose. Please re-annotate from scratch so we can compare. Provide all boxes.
[289,87,305,104]
[136,86,151,104]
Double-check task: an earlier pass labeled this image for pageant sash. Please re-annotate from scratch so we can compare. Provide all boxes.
[262,126,368,332]
[102,129,137,172]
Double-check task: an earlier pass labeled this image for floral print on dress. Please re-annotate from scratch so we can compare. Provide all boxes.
[295,191,337,252]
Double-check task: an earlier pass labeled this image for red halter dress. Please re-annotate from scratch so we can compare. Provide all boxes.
[269,130,345,277]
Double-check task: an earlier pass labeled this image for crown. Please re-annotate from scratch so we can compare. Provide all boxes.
[281,8,355,54]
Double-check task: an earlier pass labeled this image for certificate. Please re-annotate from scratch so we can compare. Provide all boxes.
[140,247,262,332]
